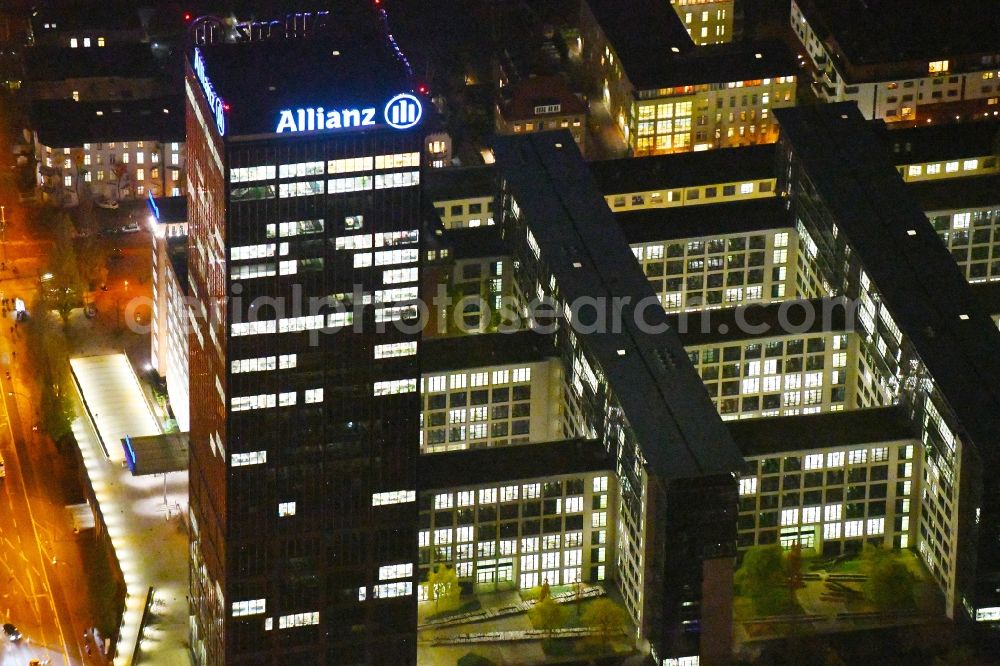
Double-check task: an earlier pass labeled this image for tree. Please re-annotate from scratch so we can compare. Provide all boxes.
[25,295,74,439]
[76,235,107,290]
[528,596,562,638]
[785,541,805,599]
[45,215,85,325]
[427,564,460,613]
[582,598,627,648]
[863,548,913,609]
[734,544,785,597]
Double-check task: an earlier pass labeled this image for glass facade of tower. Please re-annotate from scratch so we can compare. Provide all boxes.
[185,25,425,665]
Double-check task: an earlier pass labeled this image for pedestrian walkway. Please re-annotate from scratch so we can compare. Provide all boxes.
[68,354,189,665]
[427,625,626,645]
[419,585,606,629]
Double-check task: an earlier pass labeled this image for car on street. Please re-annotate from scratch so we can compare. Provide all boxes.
[95,198,119,210]
[119,222,141,234]
[2,622,21,641]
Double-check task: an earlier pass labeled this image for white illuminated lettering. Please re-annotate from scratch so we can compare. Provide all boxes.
[193,48,226,136]
[275,95,420,134]
[276,110,296,133]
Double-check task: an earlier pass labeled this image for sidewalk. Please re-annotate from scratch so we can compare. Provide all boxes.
[68,369,189,665]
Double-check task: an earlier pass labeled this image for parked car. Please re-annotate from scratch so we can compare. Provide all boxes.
[119,222,140,234]
[2,622,20,641]
[95,198,119,210]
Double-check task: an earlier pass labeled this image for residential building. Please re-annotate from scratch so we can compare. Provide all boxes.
[30,96,185,203]
[28,0,144,48]
[22,43,163,101]
[149,195,190,432]
[580,0,796,155]
[496,75,587,152]
[425,166,495,229]
[670,0,736,46]
[185,8,429,663]
[791,0,1000,123]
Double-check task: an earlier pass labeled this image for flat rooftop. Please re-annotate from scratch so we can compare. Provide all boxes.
[670,297,854,346]
[775,102,1000,467]
[24,43,159,81]
[617,197,788,244]
[31,96,184,148]
[30,0,142,34]
[494,131,744,479]
[425,166,496,201]
[591,143,776,195]
[728,407,917,457]
[970,281,1000,316]
[905,174,1000,213]
[422,331,557,373]
[193,3,417,137]
[69,354,161,463]
[419,438,611,490]
[445,226,508,260]
[879,119,1000,165]
[797,0,1000,66]
[583,0,694,89]
[648,40,798,89]
[148,195,187,225]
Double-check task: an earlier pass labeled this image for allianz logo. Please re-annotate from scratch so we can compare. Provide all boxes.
[276,93,422,133]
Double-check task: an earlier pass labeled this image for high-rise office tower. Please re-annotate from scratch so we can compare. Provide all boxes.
[185,8,427,664]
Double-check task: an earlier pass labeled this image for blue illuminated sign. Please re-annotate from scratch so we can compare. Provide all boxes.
[384,93,422,130]
[147,191,160,221]
[275,93,422,134]
[193,48,226,136]
[123,435,137,473]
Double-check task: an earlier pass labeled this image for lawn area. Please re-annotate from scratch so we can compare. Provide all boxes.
[736,585,804,617]
[830,558,864,574]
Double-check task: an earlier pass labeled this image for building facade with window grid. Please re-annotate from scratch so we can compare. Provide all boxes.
[776,103,1000,624]
[791,0,1000,124]
[419,359,564,453]
[496,131,744,664]
[150,196,191,432]
[185,13,429,664]
[418,469,616,595]
[729,409,921,556]
[670,0,736,46]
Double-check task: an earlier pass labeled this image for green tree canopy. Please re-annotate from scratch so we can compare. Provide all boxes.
[582,598,627,648]
[25,294,73,438]
[45,215,86,325]
[427,563,460,612]
[863,547,913,609]
[735,543,785,597]
[528,596,562,637]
